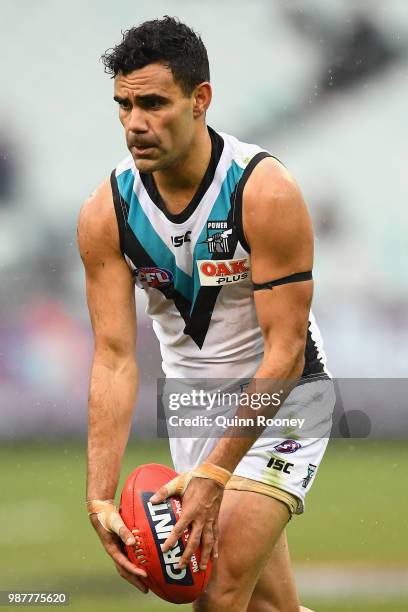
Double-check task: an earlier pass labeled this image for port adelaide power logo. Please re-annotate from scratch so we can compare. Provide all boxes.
[201,220,232,254]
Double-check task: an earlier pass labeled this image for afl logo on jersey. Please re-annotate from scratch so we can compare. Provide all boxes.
[134,266,174,289]
[197,258,251,286]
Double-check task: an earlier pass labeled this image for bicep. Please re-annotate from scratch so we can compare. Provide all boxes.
[85,257,136,358]
[248,176,313,283]
[245,162,314,351]
[77,185,136,361]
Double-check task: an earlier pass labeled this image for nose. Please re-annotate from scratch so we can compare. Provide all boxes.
[127,106,149,133]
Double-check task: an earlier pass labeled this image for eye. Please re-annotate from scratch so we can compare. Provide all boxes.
[141,97,166,110]
[119,101,131,111]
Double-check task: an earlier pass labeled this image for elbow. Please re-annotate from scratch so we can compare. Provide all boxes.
[93,340,138,374]
[262,337,306,378]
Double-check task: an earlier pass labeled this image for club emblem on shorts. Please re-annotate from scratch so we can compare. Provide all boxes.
[274,440,302,454]
[201,220,232,254]
[302,463,317,488]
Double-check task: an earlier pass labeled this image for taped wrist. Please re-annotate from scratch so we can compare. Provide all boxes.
[86,499,124,534]
[192,462,232,488]
[165,462,232,497]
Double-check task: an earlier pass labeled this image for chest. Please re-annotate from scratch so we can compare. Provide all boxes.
[127,205,252,305]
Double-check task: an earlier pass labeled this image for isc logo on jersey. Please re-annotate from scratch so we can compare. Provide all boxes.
[197,258,251,286]
[135,267,173,289]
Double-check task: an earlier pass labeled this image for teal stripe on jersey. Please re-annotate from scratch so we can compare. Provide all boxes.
[116,168,135,204]
[126,190,193,301]
[191,160,244,310]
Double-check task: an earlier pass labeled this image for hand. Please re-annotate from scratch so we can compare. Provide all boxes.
[88,503,148,593]
[150,477,224,571]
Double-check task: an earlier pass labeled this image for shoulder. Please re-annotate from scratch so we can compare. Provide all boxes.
[243,157,313,250]
[242,157,313,260]
[77,177,121,267]
[245,156,303,214]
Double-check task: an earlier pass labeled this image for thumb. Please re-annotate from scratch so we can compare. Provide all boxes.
[88,500,137,546]
[108,512,136,546]
[118,524,137,547]
[100,510,136,546]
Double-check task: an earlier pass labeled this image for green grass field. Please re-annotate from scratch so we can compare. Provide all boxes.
[1,439,407,611]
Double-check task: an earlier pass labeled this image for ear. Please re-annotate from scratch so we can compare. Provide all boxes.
[192,82,212,118]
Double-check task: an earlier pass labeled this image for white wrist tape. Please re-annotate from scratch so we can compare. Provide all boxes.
[163,462,232,497]
[86,499,125,535]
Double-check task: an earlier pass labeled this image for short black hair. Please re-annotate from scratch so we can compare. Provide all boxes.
[101,16,210,95]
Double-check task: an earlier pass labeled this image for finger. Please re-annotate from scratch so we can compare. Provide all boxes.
[198,524,214,571]
[111,549,148,579]
[91,515,136,548]
[161,518,189,553]
[179,524,203,569]
[117,524,136,546]
[92,509,137,547]
[149,484,170,504]
[211,521,219,560]
[113,561,149,593]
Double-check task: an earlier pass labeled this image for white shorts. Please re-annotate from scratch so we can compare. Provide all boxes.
[168,378,335,514]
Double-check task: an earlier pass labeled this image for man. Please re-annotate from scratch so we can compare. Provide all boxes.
[78,16,334,612]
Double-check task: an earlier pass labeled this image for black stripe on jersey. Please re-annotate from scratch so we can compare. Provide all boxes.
[232,152,284,253]
[301,322,326,377]
[110,169,129,257]
[139,127,224,224]
[184,202,239,348]
[232,152,272,252]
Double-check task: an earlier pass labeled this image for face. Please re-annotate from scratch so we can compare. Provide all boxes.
[114,63,208,173]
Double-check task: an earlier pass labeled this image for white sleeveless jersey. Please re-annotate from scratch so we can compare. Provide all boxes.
[111,127,329,381]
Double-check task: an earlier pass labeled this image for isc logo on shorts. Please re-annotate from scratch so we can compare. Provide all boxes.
[197,258,251,286]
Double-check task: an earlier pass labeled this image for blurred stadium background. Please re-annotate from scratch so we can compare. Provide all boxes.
[0,1,407,610]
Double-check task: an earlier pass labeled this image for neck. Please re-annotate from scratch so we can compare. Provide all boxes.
[153,126,212,198]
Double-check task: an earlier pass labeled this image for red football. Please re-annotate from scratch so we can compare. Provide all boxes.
[119,463,212,604]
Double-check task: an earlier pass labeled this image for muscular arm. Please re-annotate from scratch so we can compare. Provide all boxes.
[207,157,314,470]
[78,180,147,591]
[78,179,137,500]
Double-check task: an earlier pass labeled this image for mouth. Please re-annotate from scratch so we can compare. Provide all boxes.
[131,145,157,157]
[129,141,157,153]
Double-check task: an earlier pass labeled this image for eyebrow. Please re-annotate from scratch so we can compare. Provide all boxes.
[113,94,169,104]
